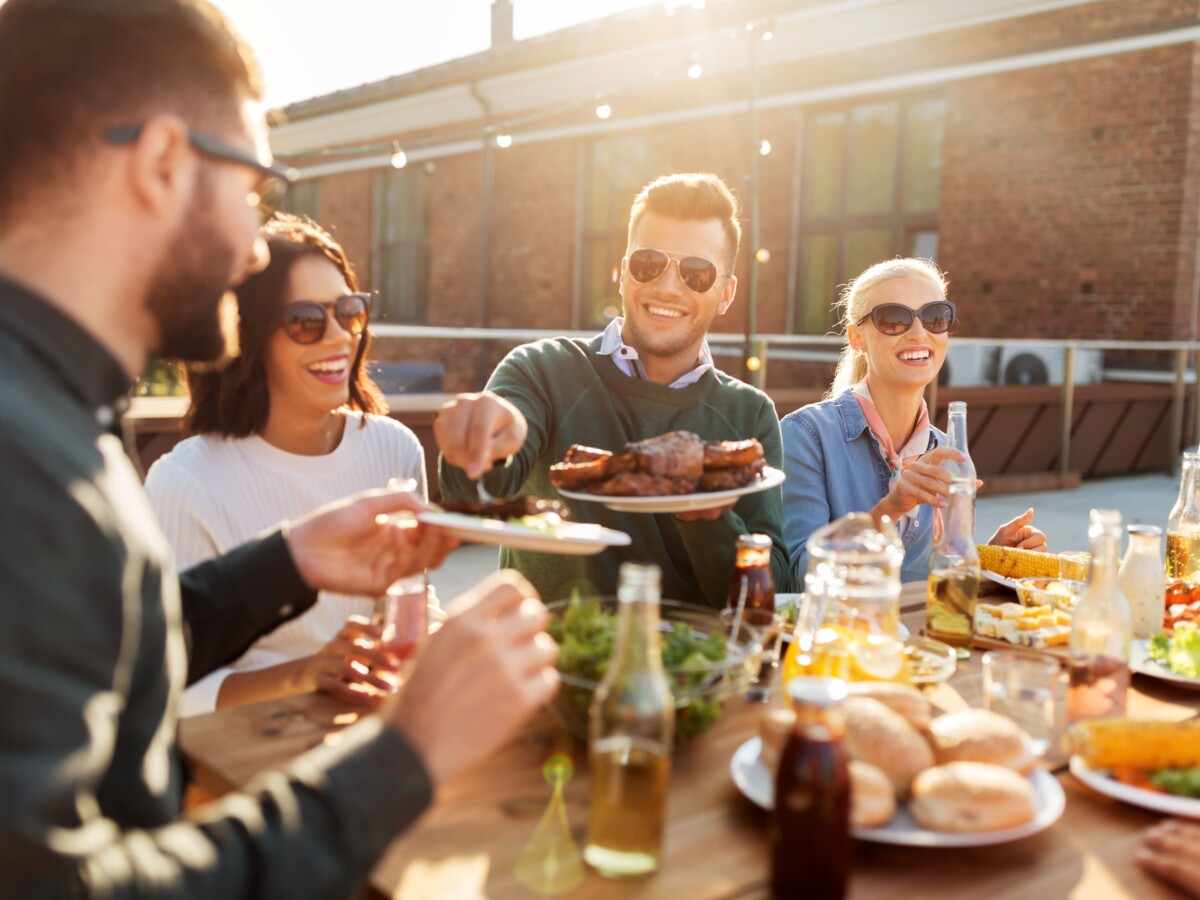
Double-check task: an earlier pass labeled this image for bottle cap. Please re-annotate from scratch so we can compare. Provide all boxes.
[1127,524,1162,536]
[786,676,847,708]
[736,533,772,550]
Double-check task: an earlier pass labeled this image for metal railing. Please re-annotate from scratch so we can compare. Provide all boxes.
[371,324,1200,476]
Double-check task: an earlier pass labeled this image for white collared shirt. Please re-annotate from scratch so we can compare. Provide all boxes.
[596,317,714,388]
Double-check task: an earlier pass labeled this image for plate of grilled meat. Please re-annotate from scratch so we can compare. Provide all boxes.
[550,430,783,514]
[421,496,631,555]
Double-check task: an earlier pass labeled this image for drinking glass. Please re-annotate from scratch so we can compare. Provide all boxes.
[721,608,783,702]
[981,652,1062,757]
[374,573,430,690]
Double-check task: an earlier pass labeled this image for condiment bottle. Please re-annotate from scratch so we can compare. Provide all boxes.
[1067,509,1131,725]
[1118,524,1165,639]
[943,400,977,484]
[584,562,674,878]
[771,676,851,900]
[728,533,777,699]
[1166,452,1200,583]
[926,476,980,658]
[727,533,775,616]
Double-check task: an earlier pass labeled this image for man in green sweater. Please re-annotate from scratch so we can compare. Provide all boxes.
[438,172,789,607]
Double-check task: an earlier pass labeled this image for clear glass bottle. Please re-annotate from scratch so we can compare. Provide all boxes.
[771,677,851,900]
[1067,509,1131,725]
[584,562,674,878]
[1166,452,1200,583]
[926,476,981,658]
[943,401,977,483]
[1119,525,1165,639]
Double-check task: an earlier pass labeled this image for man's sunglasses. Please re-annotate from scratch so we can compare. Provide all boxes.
[280,293,371,345]
[625,247,729,294]
[104,123,297,219]
[856,300,957,336]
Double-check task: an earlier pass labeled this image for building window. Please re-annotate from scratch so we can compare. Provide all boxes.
[580,134,672,329]
[372,165,430,323]
[281,178,320,221]
[793,96,945,333]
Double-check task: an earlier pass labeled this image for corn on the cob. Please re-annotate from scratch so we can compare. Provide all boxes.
[1069,718,1200,770]
[976,545,1090,581]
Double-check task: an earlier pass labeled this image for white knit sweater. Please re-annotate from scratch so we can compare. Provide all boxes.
[144,411,426,716]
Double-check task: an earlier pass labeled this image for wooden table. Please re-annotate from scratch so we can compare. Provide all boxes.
[180,584,1200,899]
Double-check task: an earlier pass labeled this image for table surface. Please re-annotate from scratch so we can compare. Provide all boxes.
[179,583,1200,899]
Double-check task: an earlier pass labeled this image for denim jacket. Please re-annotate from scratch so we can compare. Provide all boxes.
[780,389,947,586]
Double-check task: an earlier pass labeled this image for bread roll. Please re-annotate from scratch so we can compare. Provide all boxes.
[843,696,934,797]
[846,681,932,729]
[849,760,896,828]
[928,709,1035,774]
[759,708,795,776]
[909,762,1037,832]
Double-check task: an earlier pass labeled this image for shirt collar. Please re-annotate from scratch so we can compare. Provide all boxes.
[0,273,133,420]
[596,317,713,389]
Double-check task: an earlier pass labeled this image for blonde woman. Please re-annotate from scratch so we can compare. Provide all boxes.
[781,258,1045,584]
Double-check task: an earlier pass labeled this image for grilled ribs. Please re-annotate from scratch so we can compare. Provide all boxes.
[548,431,767,497]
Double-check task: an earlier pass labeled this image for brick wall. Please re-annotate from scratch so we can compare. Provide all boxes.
[938,45,1196,342]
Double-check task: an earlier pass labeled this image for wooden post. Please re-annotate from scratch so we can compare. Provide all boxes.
[1169,346,1188,476]
[927,378,939,427]
[750,338,767,389]
[1059,345,1076,478]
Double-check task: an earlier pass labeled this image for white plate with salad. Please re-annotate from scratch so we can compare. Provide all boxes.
[1131,628,1200,690]
[416,510,630,555]
[1070,755,1200,818]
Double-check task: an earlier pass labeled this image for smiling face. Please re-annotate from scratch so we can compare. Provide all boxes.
[848,274,949,394]
[261,254,359,422]
[618,211,737,383]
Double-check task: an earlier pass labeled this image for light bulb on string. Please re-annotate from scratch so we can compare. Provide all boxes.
[687,61,703,79]
[390,142,407,169]
[746,356,762,373]
[595,103,612,120]
[755,248,771,264]
[762,28,774,41]
[759,139,772,156]
[496,133,513,149]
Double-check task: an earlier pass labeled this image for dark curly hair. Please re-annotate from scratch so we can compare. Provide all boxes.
[186,213,386,436]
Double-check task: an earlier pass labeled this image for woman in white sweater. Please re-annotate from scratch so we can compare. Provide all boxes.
[146,214,426,716]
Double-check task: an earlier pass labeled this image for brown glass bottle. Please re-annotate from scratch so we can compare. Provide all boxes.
[727,533,775,618]
[771,677,851,900]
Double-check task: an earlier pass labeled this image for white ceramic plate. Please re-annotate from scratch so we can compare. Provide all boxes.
[730,737,1065,846]
[982,570,1020,590]
[1070,755,1200,818]
[1130,638,1200,691]
[556,466,785,514]
[416,511,630,556]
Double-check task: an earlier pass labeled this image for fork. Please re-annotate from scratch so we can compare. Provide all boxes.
[475,476,496,505]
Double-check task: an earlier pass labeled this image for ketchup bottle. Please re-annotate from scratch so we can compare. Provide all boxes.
[771,676,851,899]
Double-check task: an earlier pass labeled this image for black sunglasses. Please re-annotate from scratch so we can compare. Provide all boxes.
[625,247,729,294]
[104,123,297,218]
[280,293,371,345]
[856,300,957,336]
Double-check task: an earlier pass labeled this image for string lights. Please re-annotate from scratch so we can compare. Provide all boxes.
[273,15,780,169]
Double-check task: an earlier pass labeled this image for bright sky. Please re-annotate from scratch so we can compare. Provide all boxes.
[209,0,657,108]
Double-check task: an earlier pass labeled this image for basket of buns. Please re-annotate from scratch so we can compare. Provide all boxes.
[757,683,1061,839]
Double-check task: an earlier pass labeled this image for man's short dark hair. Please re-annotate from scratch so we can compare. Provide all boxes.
[0,0,261,221]
[186,213,387,437]
[627,172,743,267]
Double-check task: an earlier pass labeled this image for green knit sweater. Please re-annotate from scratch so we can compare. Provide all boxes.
[439,335,789,607]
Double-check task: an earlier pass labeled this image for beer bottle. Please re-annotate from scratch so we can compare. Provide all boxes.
[584,562,674,878]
